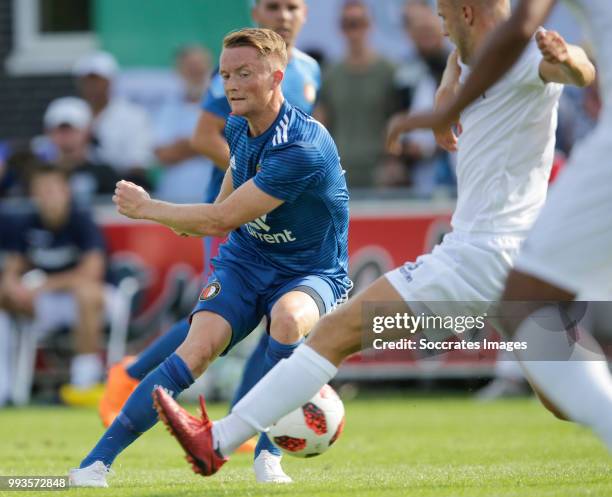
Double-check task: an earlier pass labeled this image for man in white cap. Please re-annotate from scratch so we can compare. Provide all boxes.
[73,51,153,189]
[43,97,118,203]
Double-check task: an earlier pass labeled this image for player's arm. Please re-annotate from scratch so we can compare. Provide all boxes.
[386,0,557,147]
[387,50,461,154]
[191,111,230,170]
[434,50,461,152]
[214,168,234,204]
[537,31,595,87]
[113,179,283,238]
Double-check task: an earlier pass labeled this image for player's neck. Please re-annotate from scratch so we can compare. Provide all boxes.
[247,93,285,137]
[466,19,506,65]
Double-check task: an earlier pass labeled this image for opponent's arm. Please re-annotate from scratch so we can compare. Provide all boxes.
[387,50,461,154]
[191,111,230,170]
[434,50,462,152]
[537,30,595,87]
[113,179,282,238]
[386,0,557,148]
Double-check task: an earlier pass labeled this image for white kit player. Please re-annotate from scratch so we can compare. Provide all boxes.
[397,0,612,449]
[151,0,603,476]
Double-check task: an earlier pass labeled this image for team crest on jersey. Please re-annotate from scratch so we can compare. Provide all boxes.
[199,282,221,301]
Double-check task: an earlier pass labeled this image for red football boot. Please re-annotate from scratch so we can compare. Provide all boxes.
[153,387,228,476]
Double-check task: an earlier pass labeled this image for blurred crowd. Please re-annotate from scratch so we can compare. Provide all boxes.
[0,0,603,407]
[0,1,602,204]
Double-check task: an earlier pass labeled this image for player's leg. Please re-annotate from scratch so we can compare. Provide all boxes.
[229,332,269,407]
[497,135,612,449]
[120,234,221,381]
[500,269,612,446]
[98,318,190,427]
[72,262,263,485]
[212,276,404,457]
[250,286,321,482]
[72,312,230,479]
[98,236,221,426]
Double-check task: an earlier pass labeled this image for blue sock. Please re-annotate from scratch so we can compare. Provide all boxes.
[254,336,303,459]
[126,319,190,380]
[229,333,269,408]
[80,353,194,468]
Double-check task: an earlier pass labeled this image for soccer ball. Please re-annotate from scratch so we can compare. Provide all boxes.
[268,384,345,458]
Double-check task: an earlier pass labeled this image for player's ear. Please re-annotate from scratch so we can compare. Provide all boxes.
[272,69,284,87]
[462,5,474,26]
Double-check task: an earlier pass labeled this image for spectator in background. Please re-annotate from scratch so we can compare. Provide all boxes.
[153,45,215,204]
[43,97,119,203]
[315,0,400,188]
[381,0,454,196]
[73,51,154,189]
[0,165,108,407]
[395,0,449,109]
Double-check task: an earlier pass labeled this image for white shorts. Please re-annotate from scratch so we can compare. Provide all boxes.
[28,286,115,338]
[514,124,612,299]
[386,231,523,318]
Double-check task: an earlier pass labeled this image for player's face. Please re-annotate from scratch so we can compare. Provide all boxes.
[252,0,306,48]
[436,0,468,58]
[220,46,280,117]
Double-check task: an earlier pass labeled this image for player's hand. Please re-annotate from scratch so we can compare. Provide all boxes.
[113,180,151,220]
[536,29,569,65]
[386,109,457,155]
[434,125,459,152]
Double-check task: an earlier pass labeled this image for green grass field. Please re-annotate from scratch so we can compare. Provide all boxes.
[0,395,610,497]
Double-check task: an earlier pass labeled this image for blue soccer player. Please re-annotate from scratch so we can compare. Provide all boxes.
[97,0,321,479]
[70,27,350,487]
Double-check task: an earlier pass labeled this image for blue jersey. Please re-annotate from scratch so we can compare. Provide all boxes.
[201,48,321,203]
[219,100,351,297]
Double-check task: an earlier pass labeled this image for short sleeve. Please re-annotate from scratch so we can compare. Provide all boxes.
[201,73,231,119]
[253,143,326,203]
[73,210,106,253]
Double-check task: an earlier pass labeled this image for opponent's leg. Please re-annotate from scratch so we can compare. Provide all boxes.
[501,269,612,448]
[213,276,403,457]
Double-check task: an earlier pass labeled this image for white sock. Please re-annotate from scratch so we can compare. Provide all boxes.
[515,307,612,449]
[214,345,337,457]
[70,353,103,388]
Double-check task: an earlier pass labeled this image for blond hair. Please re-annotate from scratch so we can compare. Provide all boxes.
[223,28,288,69]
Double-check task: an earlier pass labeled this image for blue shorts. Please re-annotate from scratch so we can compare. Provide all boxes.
[190,256,339,355]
